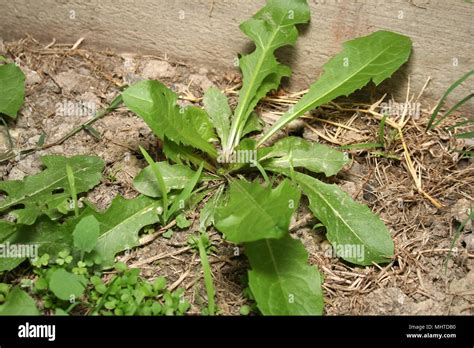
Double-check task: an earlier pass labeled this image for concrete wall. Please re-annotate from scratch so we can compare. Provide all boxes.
[0,0,473,106]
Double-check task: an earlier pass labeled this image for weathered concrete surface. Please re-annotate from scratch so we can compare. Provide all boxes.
[0,0,472,106]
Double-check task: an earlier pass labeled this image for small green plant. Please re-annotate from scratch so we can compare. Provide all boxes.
[120,0,412,314]
[0,252,189,316]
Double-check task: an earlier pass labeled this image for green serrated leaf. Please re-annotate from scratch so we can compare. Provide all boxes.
[122,80,217,158]
[294,172,394,265]
[73,215,100,253]
[0,155,104,224]
[226,0,310,149]
[203,87,232,146]
[246,234,324,315]
[214,179,300,243]
[0,217,73,271]
[49,268,87,301]
[0,287,39,315]
[258,30,412,145]
[163,137,214,171]
[0,63,25,118]
[82,195,162,268]
[133,162,198,198]
[260,136,349,176]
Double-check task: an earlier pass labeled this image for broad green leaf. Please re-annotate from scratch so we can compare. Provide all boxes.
[122,80,217,158]
[0,216,73,271]
[0,63,25,118]
[0,287,39,315]
[83,195,162,268]
[0,155,104,225]
[246,234,323,315]
[226,0,310,149]
[48,269,87,301]
[214,179,300,243]
[294,172,394,265]
[260,136,349,176]
[258,30,412,145]
[73,215,100,253]
[203,87,231,146]
[133,162,198,198]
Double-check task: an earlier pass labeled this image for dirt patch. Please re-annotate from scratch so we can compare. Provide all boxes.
[0,37,472,315]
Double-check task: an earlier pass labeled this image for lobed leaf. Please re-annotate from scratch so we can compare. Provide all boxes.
[163,138,214,171]
[258,30,412,145]
[0,155,104,225]
[226,0,310,149]
[122,80,217,157]
[0,216,73,271]
[1,195,163,271]
[83,195,162,268]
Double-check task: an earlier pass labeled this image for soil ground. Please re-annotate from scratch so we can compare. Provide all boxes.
[0,37,473,315]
